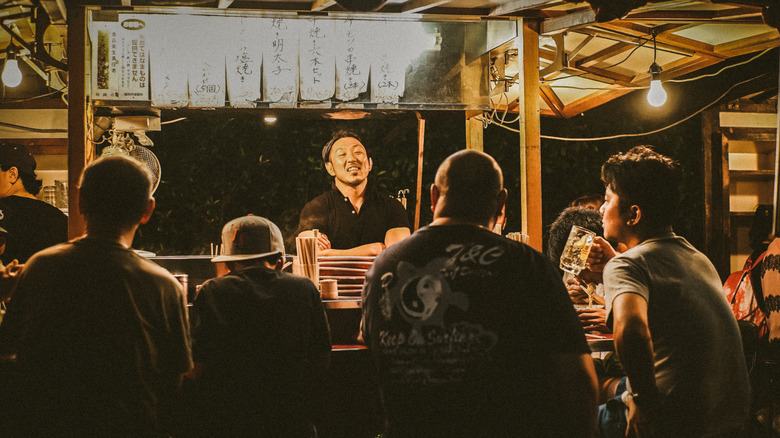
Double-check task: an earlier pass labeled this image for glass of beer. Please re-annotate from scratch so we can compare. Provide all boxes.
[559,225,596,275]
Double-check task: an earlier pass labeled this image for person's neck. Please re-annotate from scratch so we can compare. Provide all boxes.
[623,225,673,249]
[4,187,36,199]
[86,226,138,249]
[430,217,491,230]
[334,178,368,209]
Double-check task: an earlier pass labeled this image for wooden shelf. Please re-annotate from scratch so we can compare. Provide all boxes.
[729,170,775,181]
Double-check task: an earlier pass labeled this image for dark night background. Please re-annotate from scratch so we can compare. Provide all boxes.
[133,47,779,257]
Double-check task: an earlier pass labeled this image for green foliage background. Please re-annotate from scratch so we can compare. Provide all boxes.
[132,103,705,256]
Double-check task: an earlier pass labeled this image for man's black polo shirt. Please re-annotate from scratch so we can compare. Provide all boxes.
[296,184,410,250]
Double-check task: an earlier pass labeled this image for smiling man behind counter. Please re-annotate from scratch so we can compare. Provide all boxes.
[296,130,410,256]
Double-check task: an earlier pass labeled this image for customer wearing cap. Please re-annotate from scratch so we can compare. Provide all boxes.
[0,142,67,265]
[188,215,332,437]
[0,155,193,437]
[296,130,410,256]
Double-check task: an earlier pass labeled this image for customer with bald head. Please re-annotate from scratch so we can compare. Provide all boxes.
[362,149,598,438]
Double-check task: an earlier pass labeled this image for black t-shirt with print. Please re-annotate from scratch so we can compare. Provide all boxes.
[0,195,68,264]
[362,224,589,437]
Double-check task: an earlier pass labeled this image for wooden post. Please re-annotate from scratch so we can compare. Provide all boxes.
[67,6,89,239]
[415,114,425,231]
[466,112,483,151]
[774,54,780,238]
[515,19,542,250]
[702,107,728,279]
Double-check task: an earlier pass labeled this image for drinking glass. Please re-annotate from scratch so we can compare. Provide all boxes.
[559,225,596,275]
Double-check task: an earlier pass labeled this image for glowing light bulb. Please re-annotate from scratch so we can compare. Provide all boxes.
[647,79,667,107]
[1,58,22,88]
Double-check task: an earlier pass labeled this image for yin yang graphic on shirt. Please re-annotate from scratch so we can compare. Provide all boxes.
[381,258,468,327]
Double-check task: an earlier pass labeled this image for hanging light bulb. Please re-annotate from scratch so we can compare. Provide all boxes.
[2,50,22,88]
[647,62,667,107]
[646,31,666,107]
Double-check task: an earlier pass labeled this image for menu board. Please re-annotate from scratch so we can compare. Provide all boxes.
[226,17,264,108]
[262,18,299,106]
[334,19,370,101]
[188,15,226,107]
[89,21,119,99]
[147,14,189,107]
[299,18,336,102]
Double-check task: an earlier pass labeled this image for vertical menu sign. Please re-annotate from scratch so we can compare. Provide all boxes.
[118,15,149,100]
[335,19,370,102]
[263,18,299,106]
[299,18,335,102]
[90,20,119,99]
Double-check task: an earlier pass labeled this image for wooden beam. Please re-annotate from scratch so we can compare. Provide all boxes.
[541,8,595,35]
[574,42,633,68]
[67,5,88,240]
[720,112,779,129]
[540,85,564,117]
[1,138,68,153]
[402,0,449,14]
[311,0,336,11]
[489,0,557,16]
[702,106,729,278]
[414,115,425,231]
[466,114,483,151]
[515,19,542,250]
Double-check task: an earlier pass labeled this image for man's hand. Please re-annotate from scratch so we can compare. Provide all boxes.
[576,307,608,332]
[625,393,659,438]
[587,237,617,273]
[0,260,23,302]
[316,233,332,251]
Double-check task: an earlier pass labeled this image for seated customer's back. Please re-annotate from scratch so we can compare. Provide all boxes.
[361,150,598,438]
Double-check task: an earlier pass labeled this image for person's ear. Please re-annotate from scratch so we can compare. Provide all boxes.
[627,205,641,226]
[325,161,336,177]
[495,188,508,222]
[367,157,373,172]
[430,184,440,214]
[7,166,18,184]
[140,197,156,224]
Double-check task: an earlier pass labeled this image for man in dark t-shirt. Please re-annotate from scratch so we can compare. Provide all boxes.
[362,150,598,438]
[296,130,410,256]
[0,143,67,264]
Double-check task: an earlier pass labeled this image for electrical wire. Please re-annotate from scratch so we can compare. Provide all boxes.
[667,48,773,83]
[484,74,766,142]
[1,86,67,103]
[0,120,67,133]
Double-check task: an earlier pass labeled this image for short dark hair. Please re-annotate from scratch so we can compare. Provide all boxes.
[79,155,152,231]
[750,204,773,252]
[546,206,603,268]
[321,130,368,163]
[601,145,682,229]
[570,193,604,209]
[435,150,503,224]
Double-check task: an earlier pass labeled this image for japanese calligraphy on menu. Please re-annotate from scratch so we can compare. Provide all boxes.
[189,16,226,107]
[335,20,370,101]
[226,17,264,108]
[118,15,149,101]
[147,14,189,107]
[370,21,408,104]
[90,21,119,99]
[299,19,336,102]
[263,18,299,106]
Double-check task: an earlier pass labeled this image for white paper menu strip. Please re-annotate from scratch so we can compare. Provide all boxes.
[226,17,264,108]
[148,14,189,107]
[117,14,149,100]
[188,16,226,108]
[263,18,299,106]
[88,21,119,99]
[334,19,370,102]
[299,18,335,102]
[370,21,407,104]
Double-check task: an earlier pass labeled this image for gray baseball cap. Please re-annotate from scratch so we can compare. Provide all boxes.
[211,215,285,263]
